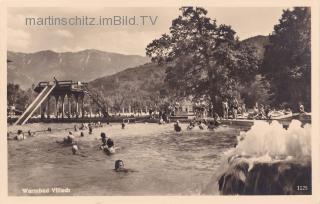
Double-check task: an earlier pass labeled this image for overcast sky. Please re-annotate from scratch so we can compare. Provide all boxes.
[7,7,287,56]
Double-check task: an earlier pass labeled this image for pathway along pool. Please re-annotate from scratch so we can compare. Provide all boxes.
[8,123,248,196]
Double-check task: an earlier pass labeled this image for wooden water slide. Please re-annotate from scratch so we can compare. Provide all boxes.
[14,83,56,125]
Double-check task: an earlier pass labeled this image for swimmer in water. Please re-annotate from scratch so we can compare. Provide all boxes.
[63,131,75,145]
[198,121,206,130]
[207,121,216,130]
[174,120,182,132]
[72,143,79,155]
[70,142,87,157]
[187,121,195,130]
[28,130,35,136]
[104,138,116,155]
[114,160,135,173]
[15,130,26,141]
[115,160,125,172]
[80,123,88,130]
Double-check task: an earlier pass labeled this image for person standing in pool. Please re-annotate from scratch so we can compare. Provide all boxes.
[88,124,93,134]
[72,142,79,155]
[174,120,182,132]
[64,131,75,144]
[74,124,78,131]
[187,121,195,130]
[100,132,108,147]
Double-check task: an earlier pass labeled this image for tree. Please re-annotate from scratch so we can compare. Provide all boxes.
[261,7,311,111]
[7,83,34,111]
[7,83,20,106]
[239,75,271,108]
[146,7,260,115]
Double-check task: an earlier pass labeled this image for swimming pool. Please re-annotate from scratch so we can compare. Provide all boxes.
[7,122,249,196]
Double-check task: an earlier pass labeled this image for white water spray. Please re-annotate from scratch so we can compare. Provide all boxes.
[234,120,311,160]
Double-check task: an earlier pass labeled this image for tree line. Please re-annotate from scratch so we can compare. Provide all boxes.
[146,7,311,114]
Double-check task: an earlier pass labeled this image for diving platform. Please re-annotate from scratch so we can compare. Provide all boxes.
[15,79,109,125]
[34,80,88,95]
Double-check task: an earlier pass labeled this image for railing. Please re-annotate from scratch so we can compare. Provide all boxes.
[35,80,88,91]
[83,85,109,117]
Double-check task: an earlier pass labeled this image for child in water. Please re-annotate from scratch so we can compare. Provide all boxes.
[114,160,135,173]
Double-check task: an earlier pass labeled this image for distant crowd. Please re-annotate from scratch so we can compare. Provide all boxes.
[221,98,307,120]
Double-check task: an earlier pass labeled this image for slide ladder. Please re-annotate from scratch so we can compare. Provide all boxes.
[83,85,109,117]
[15,84,56,125]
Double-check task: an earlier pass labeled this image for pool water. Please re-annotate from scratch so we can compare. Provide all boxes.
[8,122,247,196]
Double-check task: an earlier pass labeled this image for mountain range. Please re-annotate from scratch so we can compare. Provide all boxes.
[7,49,150,89]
